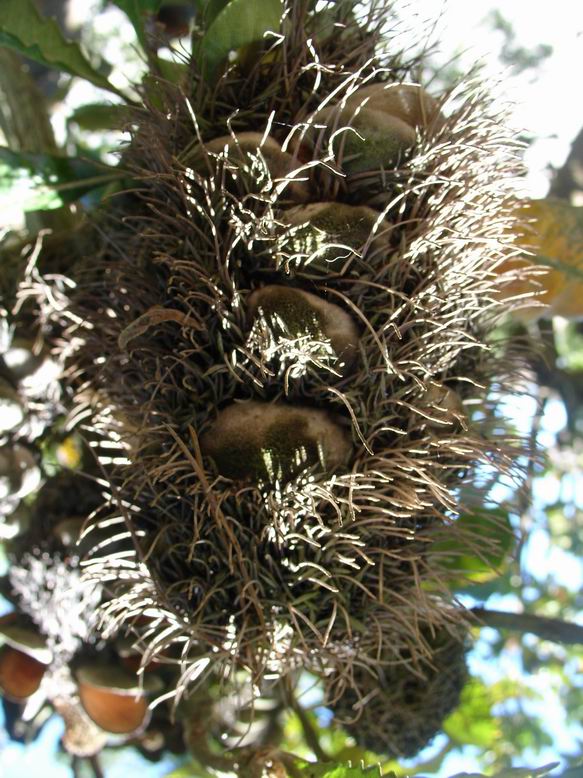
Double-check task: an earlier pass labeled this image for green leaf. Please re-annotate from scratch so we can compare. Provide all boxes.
[111,0,163,49]
[298,762,384,778]
[430,508,515,587]
[194,0,232,26]
[196,0,283,79]
[0,0,123,98]
[0,147,120,212]
[68,103,128,131]
[444,679,500,748]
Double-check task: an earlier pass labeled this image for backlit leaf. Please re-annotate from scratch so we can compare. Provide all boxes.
[197,0,283,79]
[0,0,122,97]
[0,147,121,212]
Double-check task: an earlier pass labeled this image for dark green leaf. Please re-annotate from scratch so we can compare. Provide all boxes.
[0,147,120,212]
[68,103,128,131]
[194,0,232,26]
[0,0,123,98]
[196,0,283,79]
[111,0,163,49]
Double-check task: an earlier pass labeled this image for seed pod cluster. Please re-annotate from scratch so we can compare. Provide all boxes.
[65,0,531,752]
[330,627,468,758]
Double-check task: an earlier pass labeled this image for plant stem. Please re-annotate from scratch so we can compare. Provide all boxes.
[88,755,105,778]
[287,693,330,763]
[471,607,583,646]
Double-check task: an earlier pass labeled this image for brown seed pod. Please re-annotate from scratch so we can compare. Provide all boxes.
[78,684,150,735]
[345,83,444,131]
[193,132,310,202]
[278,201,391,274]
[200,401,352,482]
[0,644,46,701]
[247,285,360,372]
[76,663,159,734]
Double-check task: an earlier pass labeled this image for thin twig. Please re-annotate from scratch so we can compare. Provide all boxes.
[472,607,583,646]
[286,692,330,763]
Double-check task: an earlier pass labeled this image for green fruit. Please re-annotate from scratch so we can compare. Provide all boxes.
[200,401,351,483]
[307,104,416,174]
[247,285,359,372]
[279,202,390,274]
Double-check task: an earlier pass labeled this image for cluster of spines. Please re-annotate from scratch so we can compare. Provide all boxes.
[58,1,535,758]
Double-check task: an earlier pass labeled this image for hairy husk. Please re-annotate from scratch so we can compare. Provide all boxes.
[58,0,534,748]
[330,627,468,758]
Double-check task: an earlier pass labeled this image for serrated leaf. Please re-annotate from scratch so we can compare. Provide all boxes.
[197,0,283,79]
[111,0,163,49]
[0,147,120,212]
[0,0,123,98]
[299,761,383,778]
[68,103,128,131]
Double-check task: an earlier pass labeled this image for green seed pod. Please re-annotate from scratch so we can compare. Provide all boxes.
[278,202,391,274]
[200,401,352,483]
[305,104,416,174]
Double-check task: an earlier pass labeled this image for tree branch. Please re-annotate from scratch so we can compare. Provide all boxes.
[471,607,583,645]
